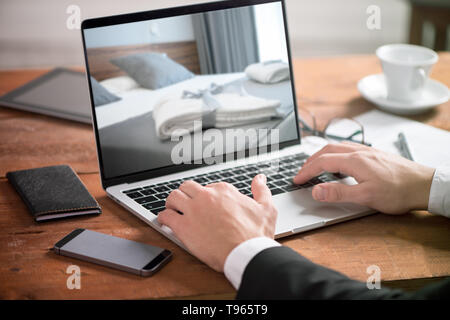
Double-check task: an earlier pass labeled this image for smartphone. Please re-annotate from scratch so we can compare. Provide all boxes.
[53,229,172,276]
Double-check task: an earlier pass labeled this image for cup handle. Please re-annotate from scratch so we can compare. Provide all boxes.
[411,67,426,90]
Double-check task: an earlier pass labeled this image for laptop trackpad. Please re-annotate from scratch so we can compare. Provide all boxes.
[292,188,353,217]
[273,188,367,234]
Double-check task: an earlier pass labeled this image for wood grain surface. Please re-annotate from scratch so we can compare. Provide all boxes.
[0,54,449,299]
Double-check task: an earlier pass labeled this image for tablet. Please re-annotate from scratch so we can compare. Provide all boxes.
[0,68,92,123]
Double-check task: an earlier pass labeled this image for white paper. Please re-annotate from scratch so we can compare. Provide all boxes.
[353,110,450,168]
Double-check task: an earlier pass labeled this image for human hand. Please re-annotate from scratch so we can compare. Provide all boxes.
[157,174,277,272]
[293,142,435,214]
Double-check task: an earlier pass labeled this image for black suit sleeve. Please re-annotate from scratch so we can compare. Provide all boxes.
[236,246,450,300]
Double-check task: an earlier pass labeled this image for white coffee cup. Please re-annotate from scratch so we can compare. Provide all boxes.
[376,44,438,102]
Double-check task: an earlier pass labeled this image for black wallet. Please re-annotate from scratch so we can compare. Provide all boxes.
[7,165,101,222]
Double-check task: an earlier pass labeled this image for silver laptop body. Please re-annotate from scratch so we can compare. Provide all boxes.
[81,0,373,250]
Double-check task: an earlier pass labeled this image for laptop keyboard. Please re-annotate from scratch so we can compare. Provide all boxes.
[122,153,343,215]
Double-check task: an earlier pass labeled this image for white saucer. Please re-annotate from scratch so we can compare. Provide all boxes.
[357,74,449,115]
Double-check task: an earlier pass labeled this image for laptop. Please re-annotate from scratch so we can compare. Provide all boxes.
[81,0,373,249]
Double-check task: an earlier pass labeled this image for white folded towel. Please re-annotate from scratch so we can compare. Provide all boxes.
[245,60,290,84]
[153,92,281,139]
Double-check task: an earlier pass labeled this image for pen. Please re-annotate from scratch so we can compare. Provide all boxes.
[398,132,414,161]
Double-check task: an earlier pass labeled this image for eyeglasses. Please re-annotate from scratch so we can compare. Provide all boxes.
[298,108,371,146]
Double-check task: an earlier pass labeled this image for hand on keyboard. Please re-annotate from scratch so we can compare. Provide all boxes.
[293,142,435,214]
[157,174,277,272]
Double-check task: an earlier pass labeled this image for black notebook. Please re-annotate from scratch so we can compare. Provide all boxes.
[7,165,101,222]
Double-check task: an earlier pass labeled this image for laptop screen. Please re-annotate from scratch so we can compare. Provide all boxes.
[83,0,299,181]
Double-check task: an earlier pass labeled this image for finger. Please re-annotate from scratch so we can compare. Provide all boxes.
[157,208,183,234]
[204,182,223,188]
[179,180,203,198]
[341,140,370,147]
[251,174,273,207]
[165,189,191,214]
[206,181,239,192]
[293,153,353,184]
[311,182,366,205]
[305,142,367,165]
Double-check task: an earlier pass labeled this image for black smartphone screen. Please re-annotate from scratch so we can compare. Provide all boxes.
[54,229,172,276]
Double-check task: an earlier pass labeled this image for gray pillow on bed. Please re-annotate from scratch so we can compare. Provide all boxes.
[90,77,121,107]
[110,53,194,90]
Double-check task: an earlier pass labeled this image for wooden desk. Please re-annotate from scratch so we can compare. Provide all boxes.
[0,54,449,299]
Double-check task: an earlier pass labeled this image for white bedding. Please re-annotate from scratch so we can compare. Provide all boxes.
[96,73,245,129]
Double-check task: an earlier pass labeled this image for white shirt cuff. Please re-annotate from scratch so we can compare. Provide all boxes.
[428,167,450,218]
[223,237,280,290]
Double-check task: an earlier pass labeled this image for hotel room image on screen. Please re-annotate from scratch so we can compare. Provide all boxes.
[84,1,298,179]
